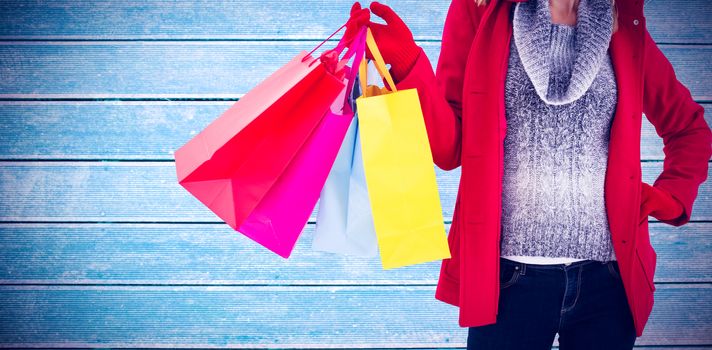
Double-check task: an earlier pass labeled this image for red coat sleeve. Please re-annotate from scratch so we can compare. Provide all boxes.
[394,0,483,171]
[642,29,712,226]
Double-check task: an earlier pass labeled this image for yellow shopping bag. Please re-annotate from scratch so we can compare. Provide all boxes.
[355,29,450,269]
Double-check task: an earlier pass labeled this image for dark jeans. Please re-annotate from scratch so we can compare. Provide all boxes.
[467,257,637,349]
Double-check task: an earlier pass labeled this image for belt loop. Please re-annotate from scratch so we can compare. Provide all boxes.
[520,262,526,275]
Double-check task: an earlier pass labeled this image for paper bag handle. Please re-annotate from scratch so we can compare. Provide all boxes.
[301,23,348,64]
[359,28,397,97]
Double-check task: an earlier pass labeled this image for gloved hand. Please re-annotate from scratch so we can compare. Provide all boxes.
[321,3,369,75]
[343,2,371,47]
[639,182,684,223]
[365,2,421,82]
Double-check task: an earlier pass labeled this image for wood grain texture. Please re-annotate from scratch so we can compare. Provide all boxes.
[0,161,457,222]
[0,0,708,44]
[0,162,708,222]
[0,43,709,100]
[0,285,709,347]
[0,222,708,284]
[0,101,709,161]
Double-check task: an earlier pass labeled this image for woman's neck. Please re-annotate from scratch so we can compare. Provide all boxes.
[549,0,580,26]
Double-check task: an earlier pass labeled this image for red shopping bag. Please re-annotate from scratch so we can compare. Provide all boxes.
[174,24,362,256]
[236,28,367,257]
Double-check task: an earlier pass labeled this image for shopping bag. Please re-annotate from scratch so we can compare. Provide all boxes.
[174,24,363,257]
[355,28,450,269]
[312,63,381,257]
[235,28,368,258]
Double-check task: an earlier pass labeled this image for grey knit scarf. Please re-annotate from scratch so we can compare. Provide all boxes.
[513,0,614,105]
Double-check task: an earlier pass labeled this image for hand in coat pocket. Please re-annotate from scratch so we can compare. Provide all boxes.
[639,182,685,223]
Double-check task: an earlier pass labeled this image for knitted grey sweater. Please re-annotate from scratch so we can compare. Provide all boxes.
[499,0,618,262]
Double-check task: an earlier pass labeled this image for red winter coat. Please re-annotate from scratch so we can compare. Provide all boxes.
[395,0,712,337]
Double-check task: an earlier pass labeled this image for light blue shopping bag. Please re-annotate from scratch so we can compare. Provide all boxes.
[312,66,379,257]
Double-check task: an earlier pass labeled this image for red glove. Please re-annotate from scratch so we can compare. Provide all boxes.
[366,2,421,82]
[639,182,685,223]
[343,2,371,47]
[321,3,369,75]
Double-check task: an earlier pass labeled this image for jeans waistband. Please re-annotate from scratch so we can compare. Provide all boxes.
[500,256,604,272]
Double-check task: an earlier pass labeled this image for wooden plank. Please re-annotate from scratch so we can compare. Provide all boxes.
[0,161,455,222]
[0,43,709,100]
[0,222,708,284]
[644,0,712,44]
[0,162,708,222]
[1,101,709,161]
[0,284,709,347]
[0,101,232,160]
[0,0,708,44]
[0,0,448,41]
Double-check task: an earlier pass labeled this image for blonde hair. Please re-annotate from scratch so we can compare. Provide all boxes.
[474,0,619,32]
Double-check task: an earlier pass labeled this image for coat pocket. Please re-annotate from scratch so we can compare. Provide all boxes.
[635,245,657,292]
[443,201,462,282]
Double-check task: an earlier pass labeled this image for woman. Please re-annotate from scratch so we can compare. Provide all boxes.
[347,0,711,348]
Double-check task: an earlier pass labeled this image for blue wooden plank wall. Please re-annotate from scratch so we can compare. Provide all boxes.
[0,0,710,348]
